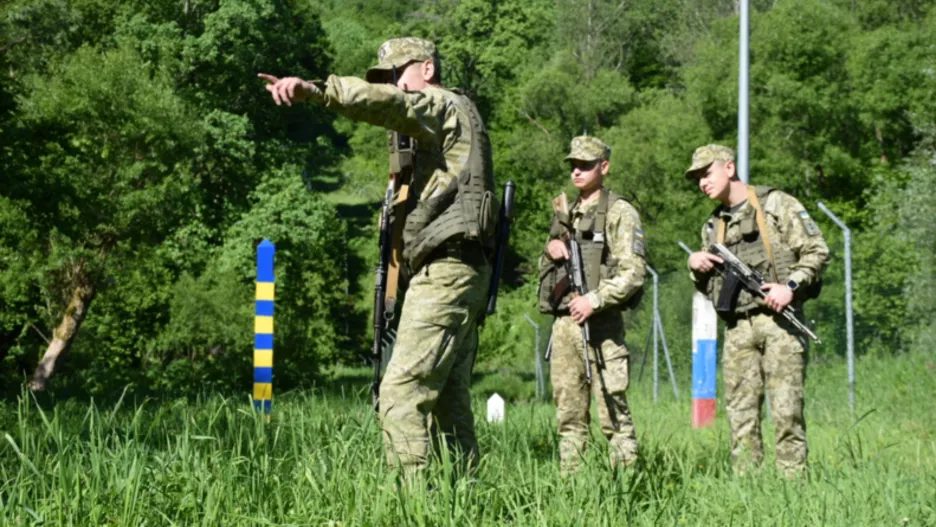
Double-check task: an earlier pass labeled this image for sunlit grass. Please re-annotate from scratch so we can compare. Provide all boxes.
[1,353,934,526]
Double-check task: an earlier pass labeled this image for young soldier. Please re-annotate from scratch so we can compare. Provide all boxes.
[684,144,829,477]
[538,136,646,473]
[259,38,496,475]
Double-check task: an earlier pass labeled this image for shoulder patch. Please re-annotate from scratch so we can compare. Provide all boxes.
[799,210,820,236]
[632,227,646,257]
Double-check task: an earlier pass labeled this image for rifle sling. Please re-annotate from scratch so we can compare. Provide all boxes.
[715,186,778,284]
[746,185,778,284]
[385,182,410,311]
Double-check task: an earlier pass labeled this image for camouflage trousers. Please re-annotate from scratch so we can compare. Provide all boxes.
[723,310,808,476]
[379,256,490,473]
[550,313,638,473]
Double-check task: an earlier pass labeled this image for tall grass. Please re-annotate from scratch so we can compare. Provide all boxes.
[1,352,934,526]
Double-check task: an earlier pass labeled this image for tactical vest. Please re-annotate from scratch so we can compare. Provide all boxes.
[538,190,640,314]
[402,89,497,271]
[707,186,799,313]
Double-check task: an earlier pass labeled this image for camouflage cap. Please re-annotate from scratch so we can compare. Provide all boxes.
[684,144,735,179]
[564,136,611,163]
[365,37,438,83]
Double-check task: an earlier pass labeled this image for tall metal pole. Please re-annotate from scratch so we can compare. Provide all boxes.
[816,201,855,413]
[738,0,750,184]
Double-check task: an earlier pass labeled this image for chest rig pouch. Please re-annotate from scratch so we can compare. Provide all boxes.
[538,190,643,314]
[401,89,497,272]
[708,185,821,313]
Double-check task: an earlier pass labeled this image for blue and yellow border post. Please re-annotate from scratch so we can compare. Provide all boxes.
[254,239,275,417]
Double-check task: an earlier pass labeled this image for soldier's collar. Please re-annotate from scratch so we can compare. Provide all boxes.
[718,199,750,218]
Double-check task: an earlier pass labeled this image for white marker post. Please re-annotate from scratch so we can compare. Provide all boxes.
[486,393,505,423]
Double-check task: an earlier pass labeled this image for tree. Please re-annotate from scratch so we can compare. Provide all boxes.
[8,44,203,390]
[0,0,341,392]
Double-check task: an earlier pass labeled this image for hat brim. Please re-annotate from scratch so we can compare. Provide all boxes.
[365,59,422,83]
[684,162,713,179]
[565,155,602,162]
[365,63,395,83]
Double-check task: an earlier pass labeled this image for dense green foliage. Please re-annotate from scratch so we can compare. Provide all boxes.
[1,0,935,394]
[1,354,934,524]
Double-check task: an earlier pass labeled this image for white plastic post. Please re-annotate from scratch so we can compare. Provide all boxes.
[486,393,505,423]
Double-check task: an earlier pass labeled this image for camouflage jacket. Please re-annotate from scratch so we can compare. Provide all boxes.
[322,75,483,203]
[540,194,646,313]
[690,189,830,303]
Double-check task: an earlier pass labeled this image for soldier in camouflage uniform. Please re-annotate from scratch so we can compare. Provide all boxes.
[259,38,496,474]
[538,136,646,473]
[684,144,829,477]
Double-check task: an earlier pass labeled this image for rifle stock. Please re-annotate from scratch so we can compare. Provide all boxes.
[372,131,415,412]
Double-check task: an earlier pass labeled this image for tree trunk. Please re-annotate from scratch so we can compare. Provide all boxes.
[875,125,888,164]
[29,274,95,392]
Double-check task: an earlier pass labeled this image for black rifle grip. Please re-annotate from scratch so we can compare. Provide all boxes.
[716,273,742,312]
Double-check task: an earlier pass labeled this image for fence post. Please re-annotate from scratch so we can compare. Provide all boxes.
[816,201,855,413]
[523,314,546,401]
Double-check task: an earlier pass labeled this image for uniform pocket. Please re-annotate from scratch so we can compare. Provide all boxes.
[479,190,495,239]
[425,259,477,290]
[601,344,630,394]
[389,304,468,380]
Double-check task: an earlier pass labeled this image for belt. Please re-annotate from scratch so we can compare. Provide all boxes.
[425,240,488,266]
[722,306,773,325]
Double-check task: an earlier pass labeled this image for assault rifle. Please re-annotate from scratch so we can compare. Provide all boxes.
[543,194,596,383]
[679,241,821,343]
[484,181,516,319]
[372,131,415,412]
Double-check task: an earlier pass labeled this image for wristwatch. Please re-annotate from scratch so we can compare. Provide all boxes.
[786,279,800,292]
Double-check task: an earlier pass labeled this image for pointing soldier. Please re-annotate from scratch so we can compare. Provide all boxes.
[538,136,646,473]
[259,38,497,475]
[685,144,829,477]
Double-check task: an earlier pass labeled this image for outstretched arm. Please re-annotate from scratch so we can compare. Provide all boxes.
[258,74,323,106]
[258,73,450,147]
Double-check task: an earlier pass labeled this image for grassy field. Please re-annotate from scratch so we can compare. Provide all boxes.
[1,352,934,526]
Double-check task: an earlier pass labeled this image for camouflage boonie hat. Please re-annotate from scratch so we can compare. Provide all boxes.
[684,144,735,178]
[564,136,611,163]
[366,37,438,83]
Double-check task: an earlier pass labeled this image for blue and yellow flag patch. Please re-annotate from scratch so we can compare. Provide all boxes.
[633,228,646,256]
[799,210,820,236]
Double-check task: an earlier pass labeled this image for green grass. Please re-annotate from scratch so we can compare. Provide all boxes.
[1,353,934,526]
